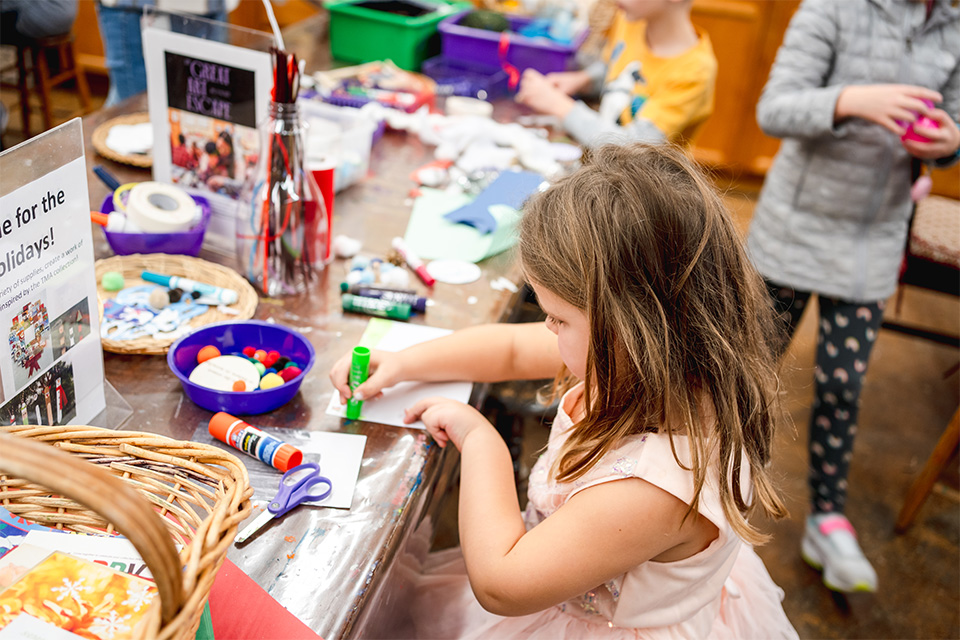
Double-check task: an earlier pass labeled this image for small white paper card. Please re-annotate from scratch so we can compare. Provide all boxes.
[326,318,474,428]
[192,425,366,510]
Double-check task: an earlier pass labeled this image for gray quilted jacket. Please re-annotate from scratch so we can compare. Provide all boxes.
[746,0,960,302]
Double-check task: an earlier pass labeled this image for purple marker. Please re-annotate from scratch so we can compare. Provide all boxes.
[339,282,427,313]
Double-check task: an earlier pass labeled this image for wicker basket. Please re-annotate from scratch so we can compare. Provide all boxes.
[92,113,153,168]
[97,254,259,355]
[0,425,253,640]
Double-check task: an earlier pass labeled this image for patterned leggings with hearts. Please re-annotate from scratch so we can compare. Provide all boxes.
[766,281,885,514]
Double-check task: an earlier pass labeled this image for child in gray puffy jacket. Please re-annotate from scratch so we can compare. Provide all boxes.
[747,0,959,594]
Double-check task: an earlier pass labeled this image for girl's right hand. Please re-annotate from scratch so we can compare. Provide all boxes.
[835,84,943,136]
[329,349,402,405]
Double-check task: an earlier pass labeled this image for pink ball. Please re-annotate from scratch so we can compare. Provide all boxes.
[900,99,939,143]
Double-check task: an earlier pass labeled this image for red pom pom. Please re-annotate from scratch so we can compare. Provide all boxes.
[279,367,301,382]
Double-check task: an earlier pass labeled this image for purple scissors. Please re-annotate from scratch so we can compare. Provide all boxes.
[235,462,333,544]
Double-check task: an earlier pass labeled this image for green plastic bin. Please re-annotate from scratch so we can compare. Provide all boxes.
[325,0,469,71]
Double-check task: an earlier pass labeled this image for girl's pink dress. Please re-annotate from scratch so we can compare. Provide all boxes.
[411,384,799,639]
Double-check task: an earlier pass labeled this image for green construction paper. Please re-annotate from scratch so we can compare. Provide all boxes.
[403,188,522,263]
[195,602,214,640]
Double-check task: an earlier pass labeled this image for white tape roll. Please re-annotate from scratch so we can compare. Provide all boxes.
[125,182,199,233]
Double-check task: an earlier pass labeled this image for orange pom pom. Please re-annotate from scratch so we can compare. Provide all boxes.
[232,380,246,392]
[198,345,221,364]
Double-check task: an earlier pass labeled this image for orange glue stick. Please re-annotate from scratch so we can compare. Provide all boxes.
[208,412,302,472]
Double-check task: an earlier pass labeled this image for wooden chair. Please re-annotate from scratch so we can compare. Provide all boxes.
[0,30,91,138]
[884,194,960,531]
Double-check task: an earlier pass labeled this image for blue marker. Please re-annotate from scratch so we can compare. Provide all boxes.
[93,165,122,192]
[141,271,239,305]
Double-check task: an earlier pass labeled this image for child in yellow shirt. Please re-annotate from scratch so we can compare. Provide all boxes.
[516,0,717,147]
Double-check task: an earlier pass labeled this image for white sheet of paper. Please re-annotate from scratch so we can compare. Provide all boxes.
[325,319,474,429]
[286,430,366,509]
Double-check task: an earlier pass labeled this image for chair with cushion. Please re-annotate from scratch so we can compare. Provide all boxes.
[884,194,960,532]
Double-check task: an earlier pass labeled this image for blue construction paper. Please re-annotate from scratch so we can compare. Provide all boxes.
[442,170,545,235]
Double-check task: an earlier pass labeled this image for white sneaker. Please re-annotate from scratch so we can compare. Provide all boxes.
[801,513,878,592]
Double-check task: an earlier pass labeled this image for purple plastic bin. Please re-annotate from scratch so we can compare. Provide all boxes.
[421,55,508,100]
[99,192,212,257]
[438,12,587,75]
[168,320,316,415]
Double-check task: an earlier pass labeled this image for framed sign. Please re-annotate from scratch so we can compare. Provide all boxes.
[143,10,274,258]
[0,119,106,427]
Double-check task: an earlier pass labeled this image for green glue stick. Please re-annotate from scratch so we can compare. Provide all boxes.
[342,293,411,320]
[346,346,371,420]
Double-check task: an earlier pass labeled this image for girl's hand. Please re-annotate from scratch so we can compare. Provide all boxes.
[516,69,576,119]
[835,84,943,136]
[545,70,592,96]
[902,108,960,159]
[329,349,402,405]
[404,397,491,451]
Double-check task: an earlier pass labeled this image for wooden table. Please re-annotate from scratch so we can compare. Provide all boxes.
[82,14,528,638]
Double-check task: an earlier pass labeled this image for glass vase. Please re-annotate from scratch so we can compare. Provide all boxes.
[237,101,328,296]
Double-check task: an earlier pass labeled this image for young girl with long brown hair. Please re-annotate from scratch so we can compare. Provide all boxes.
[331,143,798,638]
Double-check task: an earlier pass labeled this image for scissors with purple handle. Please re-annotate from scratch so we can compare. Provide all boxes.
[235,462,333,544]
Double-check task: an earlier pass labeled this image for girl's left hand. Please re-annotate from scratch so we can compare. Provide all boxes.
[404,397,492,451]
[902,109,960,159]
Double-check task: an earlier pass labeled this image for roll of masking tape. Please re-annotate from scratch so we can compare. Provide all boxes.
[125,181,199,233]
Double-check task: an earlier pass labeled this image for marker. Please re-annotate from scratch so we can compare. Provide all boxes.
[342,293,411,320]
[340,282,418,296]
[208,412,303,472]
[346,346,371,420]
[141,271,239,305]
[392,237,436,287]
[93,164,122,192]
[339,282,427,313]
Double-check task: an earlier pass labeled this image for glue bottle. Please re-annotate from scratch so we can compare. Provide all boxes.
[90,211,143,233]
[208,412,303,472]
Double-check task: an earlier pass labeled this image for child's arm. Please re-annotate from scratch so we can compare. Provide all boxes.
[406,398,718,616]
[564,73,714,146]
[328,322,562,404]
[517,67,713,147]
[757,0,941,139]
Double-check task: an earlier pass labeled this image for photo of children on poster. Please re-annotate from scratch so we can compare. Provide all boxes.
[2,360,77,427]
[51,299,91,360]
[165,52,258,200]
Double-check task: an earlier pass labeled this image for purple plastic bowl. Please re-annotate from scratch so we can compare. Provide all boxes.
[99,192,212,256]
[421,55,509,100]
[168,320,316,415]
